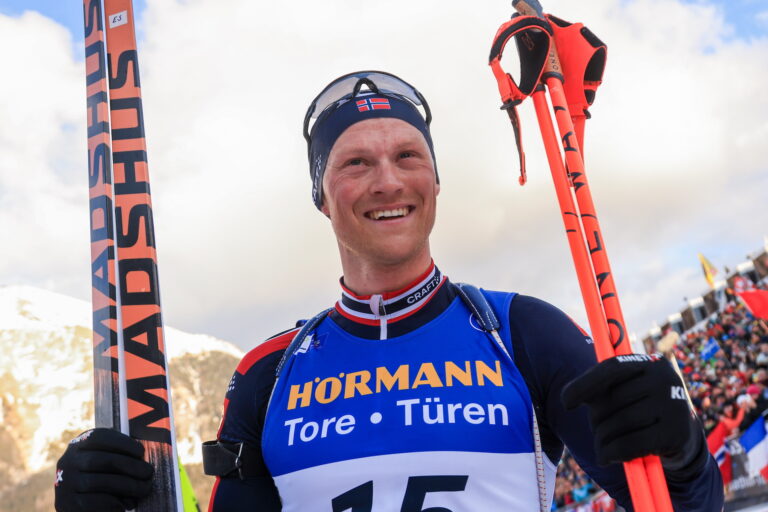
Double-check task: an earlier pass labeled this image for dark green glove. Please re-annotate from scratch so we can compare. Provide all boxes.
[561,354,704,474]
[55,428,154,512]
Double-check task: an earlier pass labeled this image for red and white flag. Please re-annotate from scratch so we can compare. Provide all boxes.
[737,289,768,320]
[707,421,733,485]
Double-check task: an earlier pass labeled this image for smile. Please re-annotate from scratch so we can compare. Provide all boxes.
[365,206,414,220]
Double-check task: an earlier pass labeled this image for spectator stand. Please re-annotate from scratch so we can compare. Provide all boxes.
[552,247,768,511]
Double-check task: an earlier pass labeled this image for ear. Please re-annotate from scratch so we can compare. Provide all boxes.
[320,201,331,219]
[435,182,440,197]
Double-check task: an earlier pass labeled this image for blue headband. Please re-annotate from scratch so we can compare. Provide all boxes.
[307,93,437,210]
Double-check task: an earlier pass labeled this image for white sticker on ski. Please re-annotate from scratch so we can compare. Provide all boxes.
[109,11,128,28]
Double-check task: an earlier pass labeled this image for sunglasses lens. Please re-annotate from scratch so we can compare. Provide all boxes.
[304,71,431,144]
[308,71,426,120]
[311,76,364,116]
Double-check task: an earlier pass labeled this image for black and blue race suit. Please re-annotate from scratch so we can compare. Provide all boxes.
[209,264,723,511]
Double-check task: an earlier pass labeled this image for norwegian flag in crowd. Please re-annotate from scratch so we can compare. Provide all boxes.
[356,97,391,112]
[707,421,733,485]
[730,275,768,319]
[732,275,756,293]
[739,416,768,482]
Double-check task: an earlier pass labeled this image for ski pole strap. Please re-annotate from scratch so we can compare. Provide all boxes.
[489,15,552,104]
[488,15,553,185]
[506,103,528,185]
[545,14,606,120]
[202,440,267,479]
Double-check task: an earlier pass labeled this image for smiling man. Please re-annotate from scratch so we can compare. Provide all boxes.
[55,71,724,512]
[319,115,439,293]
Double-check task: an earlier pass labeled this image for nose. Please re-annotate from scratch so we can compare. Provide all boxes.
[369,159,404,196]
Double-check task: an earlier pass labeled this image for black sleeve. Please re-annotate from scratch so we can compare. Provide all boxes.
[507,294,724,512]
[211,477,281,512]
[209,335,295,512]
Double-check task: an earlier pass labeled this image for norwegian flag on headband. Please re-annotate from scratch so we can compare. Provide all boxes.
[356,97,391,112]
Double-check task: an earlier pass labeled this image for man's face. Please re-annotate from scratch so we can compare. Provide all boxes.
[321,118,439,268]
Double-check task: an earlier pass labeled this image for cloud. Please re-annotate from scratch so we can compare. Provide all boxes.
[0,11,88,293]
[756,10,768,27]
[0,0,766,349]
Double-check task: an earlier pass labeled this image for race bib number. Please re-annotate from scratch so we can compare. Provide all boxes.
[333,475,468,511]
[274,451,554,511]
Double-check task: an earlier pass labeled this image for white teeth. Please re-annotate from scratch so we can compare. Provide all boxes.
[371,207,409,220]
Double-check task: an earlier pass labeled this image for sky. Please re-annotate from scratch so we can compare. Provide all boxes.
[0,0,766,352]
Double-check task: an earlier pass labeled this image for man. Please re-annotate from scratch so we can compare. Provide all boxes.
[56,71,723,511]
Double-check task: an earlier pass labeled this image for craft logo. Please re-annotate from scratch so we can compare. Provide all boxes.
[404,273,441,305]
[356,97,391,112]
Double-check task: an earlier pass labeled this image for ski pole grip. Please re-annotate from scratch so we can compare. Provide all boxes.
[512,0,563,79]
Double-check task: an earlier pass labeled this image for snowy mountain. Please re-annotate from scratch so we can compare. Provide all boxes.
[0,285,245,511]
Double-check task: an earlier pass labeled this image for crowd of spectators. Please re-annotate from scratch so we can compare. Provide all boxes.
[678,297,768,438]
[553,451,600,510]
[552,280,768,511]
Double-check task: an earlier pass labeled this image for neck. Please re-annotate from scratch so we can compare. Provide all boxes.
[338,245,433,296]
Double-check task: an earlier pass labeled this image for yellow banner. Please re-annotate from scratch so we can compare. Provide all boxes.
[698,253,718,289]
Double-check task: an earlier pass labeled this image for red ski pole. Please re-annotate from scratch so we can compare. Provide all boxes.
[540,76,675,512]
[531,87,668,512]
[508,1,675,509]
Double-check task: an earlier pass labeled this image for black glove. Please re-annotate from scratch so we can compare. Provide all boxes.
[55,428,154,512]
[561,354,704,472]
